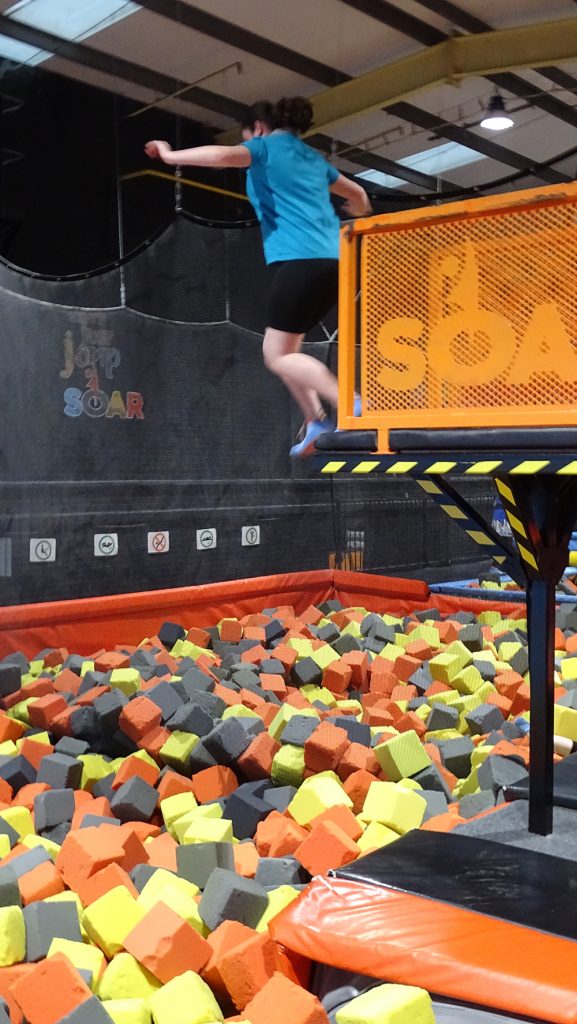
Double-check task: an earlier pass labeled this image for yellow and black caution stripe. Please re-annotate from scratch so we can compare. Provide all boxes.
[413,477,523,584]
[318,453,577,476]
[494,476,541,576]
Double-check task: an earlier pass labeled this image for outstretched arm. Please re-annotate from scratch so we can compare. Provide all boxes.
[330,174,372,217]
[145,140,251,169]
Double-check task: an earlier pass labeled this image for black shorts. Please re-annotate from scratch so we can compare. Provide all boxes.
[266,258,339,334]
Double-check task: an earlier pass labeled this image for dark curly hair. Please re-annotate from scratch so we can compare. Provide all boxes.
[274,96,314,134]
[240,101,276,133]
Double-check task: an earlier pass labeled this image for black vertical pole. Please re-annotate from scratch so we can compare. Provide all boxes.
[527,577,555,836]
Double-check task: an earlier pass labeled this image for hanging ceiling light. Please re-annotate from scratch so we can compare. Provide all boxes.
[480,92,514,131]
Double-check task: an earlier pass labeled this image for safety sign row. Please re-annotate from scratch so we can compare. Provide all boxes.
[28,526,261,563]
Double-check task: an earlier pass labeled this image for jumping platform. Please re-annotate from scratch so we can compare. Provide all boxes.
[316,181,577,836]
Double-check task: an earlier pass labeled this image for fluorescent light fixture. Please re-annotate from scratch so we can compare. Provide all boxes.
[355,141,486,190]
[480,93,514,131]
[5,0,138,44]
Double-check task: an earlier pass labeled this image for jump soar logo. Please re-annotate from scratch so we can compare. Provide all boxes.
[60,326,145,420]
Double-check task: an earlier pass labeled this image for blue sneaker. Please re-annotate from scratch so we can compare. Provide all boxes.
[289,418,333,458]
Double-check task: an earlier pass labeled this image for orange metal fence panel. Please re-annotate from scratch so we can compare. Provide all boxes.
[338,182,577,447]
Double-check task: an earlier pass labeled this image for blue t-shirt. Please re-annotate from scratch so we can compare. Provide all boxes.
[242,131,340,264]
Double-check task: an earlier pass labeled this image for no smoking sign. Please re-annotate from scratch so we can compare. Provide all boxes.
[148,531,169,554]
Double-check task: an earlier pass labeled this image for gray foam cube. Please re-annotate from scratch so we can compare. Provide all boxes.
[254,857,305,887]
[426,704,459,732]
[109,776,158,823]
[0,999,10,1024]
[54,738,90,757]
[465,703,505,737]
[0,866,21,907]
[37,753,82,790]
[279,716,319,747]
[222,789,272,841]
[421,790,449,821]
[8,846,51,879]
[262,785,297,813]
[0,817,19,850]
[24,900,81,962]
[176,841,235,890]
[458,624,484,653]
[167,703,214,736]
[412,763,454,801]
[477,754,528,794]
[199,868,269,930]
[459,790,496,819]
[203,718,252,766]
[34,789,75,831]
[438,737,474,779]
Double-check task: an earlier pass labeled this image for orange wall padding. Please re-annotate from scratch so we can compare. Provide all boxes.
[0,570,525,658]
[270,876,577,1023]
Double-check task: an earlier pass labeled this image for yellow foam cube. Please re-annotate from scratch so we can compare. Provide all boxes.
[109,668,141,695]
[182,816,233,845]
[356,821,400,854]
[0,806,34,838]
[335,983,435,1024]
[159,731,199,770]
[102,1000,151,1024]
[0,741,17,757]
[255,885,299,933]
[22,833,61,861]
[287,776,352,826]
[47,937,106,988]
[160,791,198,829]
[554,704,577,742]
[96,953,162,1001]
[78,754,113,792]
[149,970,223,1024]
[286,638,314,658]
[451,665,483,695]
[222,705,259,720]
[138,869,199,909]
[82,887,145,958]
[0,835,10,858]
[561,657,577,682]
[310,645,340,670]
[362,781,426,835]
[172,804,223,844]
[0,906,25,966]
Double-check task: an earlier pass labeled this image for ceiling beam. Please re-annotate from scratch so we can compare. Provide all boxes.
[311,133,458,190]
[338,0,445,46]
[0,14,246,122]
[133,0,345,86]
[410,0,577,127]
[308,18,577,136]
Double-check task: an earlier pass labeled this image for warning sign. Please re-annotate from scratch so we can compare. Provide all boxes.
[148,531,169,554]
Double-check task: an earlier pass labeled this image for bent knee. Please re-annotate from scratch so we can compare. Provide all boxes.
[263,348,285,374]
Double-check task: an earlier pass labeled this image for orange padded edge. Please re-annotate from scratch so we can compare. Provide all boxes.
[0,569,525,658]
[271,876,577,1023]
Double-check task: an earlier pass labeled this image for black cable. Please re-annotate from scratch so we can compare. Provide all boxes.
[0,209,258,281]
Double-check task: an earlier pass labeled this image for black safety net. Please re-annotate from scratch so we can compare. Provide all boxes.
[0,215,492,604]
